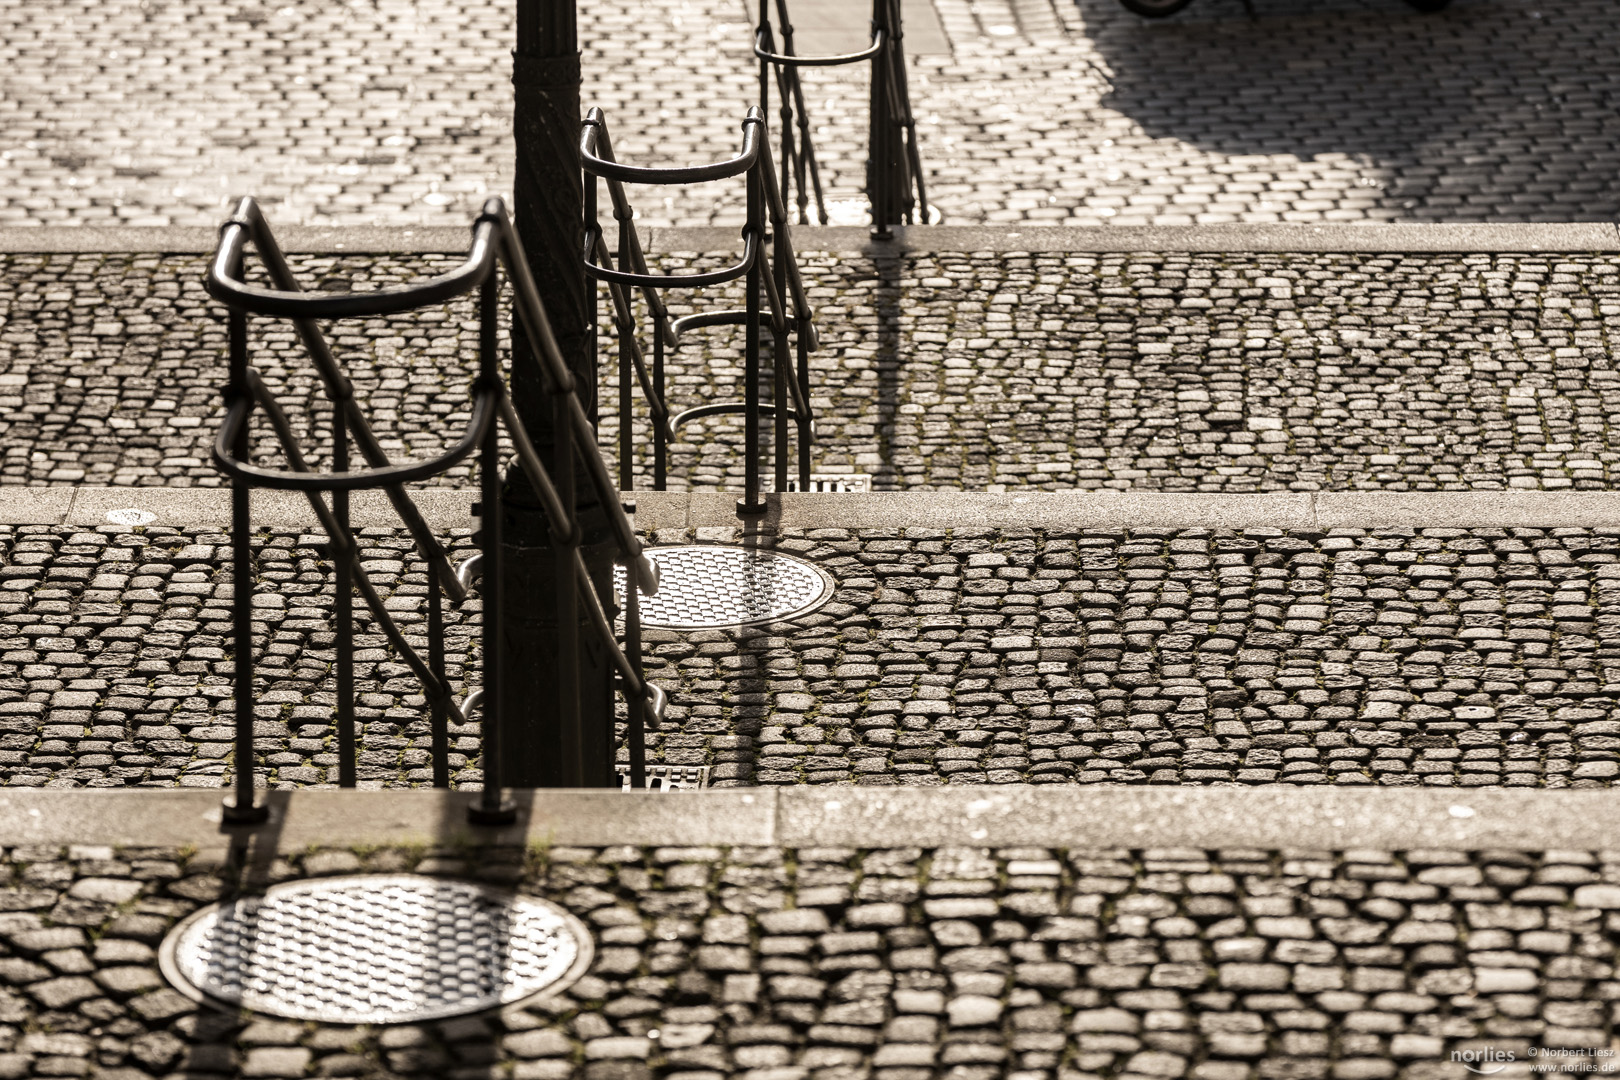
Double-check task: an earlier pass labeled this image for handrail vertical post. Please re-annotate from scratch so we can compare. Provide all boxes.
[625,563,647,790]
[476,436,507,818]
[224,300,268,825]
[334,402,356,788]
[586,167,599,463]
[792,61,814,225]
[759,0,770,115]
[868,0,895,238]
[428,565,449,787]
[472,273,515,824]
[555,389,585,784]
[773,327,788,494]
[654,325,667,490]
[764,0,828,225]
[618,224,634,491]
[739,145,766,515]
[772,191,790,494]
[889,0,926,223]
[797,318,812,489]
[775,51,793,219]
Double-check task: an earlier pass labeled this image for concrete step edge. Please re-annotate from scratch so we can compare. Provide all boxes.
[6,487,1620,531]
[1,786,1614,854]
[3,222,1619,255]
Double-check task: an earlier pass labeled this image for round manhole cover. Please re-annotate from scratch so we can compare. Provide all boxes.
[158,875,592,1024]
[616,545,835,629]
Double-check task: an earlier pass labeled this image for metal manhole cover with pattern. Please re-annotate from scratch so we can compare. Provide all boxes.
[615,545,835,629]
[158,875,592,1024]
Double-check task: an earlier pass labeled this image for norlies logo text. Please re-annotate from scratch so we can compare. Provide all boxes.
[1453,1048,1516,1075]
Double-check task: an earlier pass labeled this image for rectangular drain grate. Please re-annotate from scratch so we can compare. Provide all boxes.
[779,473,872,493]
[617,764,712,791]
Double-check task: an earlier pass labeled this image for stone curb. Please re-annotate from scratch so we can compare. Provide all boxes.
[0,226,475,255]
[3,222,1619,255]
[649,222,1620,256]
[9,487,1620,531]
[0,488,481,530]
[1,787,1615,853]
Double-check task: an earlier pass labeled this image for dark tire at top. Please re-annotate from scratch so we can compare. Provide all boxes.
[1401,0,1451,9]
[1117,0,1196,16]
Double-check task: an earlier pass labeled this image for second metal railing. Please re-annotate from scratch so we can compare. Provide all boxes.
[582,106,820,511]
[755,0,928,233]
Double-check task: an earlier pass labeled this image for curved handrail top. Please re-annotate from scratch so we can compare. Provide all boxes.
[754,26,885,66]
[584,228,759,290]
[670,310,749,336]
[207,202,499,319]
[671,400,811,432]
[582,107,764,186]
[213,387,499,491]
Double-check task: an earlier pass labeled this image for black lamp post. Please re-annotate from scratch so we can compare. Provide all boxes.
[499,0,617,787]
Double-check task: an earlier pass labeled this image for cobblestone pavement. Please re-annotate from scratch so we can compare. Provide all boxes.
[4,523,1620,790]
[2,0,1616,227]
[3,841,1620,1078]
[6,250,1620,492]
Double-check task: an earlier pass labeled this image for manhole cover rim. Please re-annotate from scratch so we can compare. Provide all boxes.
[157,874,595,1024]
[623,544,837,630]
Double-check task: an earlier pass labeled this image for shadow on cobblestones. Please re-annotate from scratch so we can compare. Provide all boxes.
[1082,0,1619,222]
[873,254,906,489]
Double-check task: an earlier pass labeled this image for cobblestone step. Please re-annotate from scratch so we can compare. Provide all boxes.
[3,489,1619,791]
[7,228,1620,491]
[0,787,1618,1078]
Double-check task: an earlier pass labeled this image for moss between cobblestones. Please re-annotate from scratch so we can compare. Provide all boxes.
[3,843,1620,1079]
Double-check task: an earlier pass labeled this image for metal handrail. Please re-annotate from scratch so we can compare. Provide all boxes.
[208,218,498,318]
[754,0,928,232]
[209,200,468,606]
[753,26,886,65]
[208,195,666,826]
[581,107,819,508]
[584,229,761,290]
[580,112,762,186]
[212,387,498,490]
[578,114,678,349]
